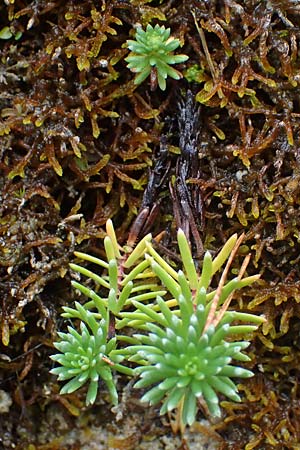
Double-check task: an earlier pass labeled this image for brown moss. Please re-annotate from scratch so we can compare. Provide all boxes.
[1,0,300,448]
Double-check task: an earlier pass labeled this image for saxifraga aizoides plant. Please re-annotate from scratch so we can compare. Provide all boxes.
[125,24,189,90]
[50,220,265,430]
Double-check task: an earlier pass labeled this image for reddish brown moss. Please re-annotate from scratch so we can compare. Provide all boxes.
[1,0,300,448]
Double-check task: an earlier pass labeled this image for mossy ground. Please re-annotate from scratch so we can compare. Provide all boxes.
[1,1,300,448]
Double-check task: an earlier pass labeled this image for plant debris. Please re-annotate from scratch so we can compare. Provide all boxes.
[1,0,300,448]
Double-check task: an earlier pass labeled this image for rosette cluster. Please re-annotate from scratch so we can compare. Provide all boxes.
[50,304,132,406]
[130,298,254,425]
[125,24,188,90]
[50,220,264,429]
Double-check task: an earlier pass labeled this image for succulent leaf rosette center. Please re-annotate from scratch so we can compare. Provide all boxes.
[149,35,163,52]
[179,358,199,377]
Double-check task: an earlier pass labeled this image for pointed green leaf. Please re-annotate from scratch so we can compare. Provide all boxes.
[124,234,152,268]
[211,234,237,275]
[177,229,198,289]
[198,251,213,291]
[106,219,121,258]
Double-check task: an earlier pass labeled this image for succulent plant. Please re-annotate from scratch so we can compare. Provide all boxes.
[50,220,264,429]
[128,301,258,426]
[125,24,189,90]
[121,230,264,428]
[50,304,133,406]
[50,219,160,406]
